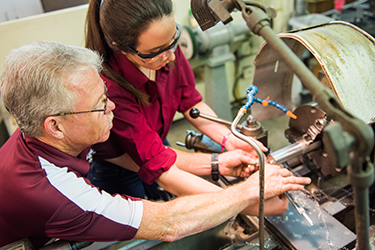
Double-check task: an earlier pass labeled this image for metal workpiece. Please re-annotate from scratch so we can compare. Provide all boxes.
[269,140,322,166]
[266,190,357,250]
[269,104,326,171]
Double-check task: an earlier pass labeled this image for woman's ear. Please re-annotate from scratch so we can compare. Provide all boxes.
[43,116,65,139]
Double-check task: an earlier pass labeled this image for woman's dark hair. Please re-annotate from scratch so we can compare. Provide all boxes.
[85,0,173,104]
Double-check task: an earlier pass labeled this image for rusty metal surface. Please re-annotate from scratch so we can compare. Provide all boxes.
[251,38,306,122]
[252,21,375,124]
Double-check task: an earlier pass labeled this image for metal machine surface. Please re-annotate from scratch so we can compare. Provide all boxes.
[175,106,372,250]
[251,21,375,124]
[172,17,375,250]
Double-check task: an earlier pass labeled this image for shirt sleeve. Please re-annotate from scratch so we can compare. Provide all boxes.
[173,47,203,113]
[103,81,177,184]
[39,157,143,242]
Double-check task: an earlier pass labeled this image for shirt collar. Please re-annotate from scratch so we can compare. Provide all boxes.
[23,132,90,175]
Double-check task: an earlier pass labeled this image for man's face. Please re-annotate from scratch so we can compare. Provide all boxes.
[61,68,115,151]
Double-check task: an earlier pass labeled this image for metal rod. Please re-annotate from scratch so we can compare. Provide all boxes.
[271,141,322,165]
[231,107,265,250]
[348,162,374,250]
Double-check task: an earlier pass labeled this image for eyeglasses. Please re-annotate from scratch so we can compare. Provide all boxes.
[49,83,108,117]
[126,23,181,60]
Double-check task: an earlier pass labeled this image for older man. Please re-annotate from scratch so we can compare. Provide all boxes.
[0,41,310,248]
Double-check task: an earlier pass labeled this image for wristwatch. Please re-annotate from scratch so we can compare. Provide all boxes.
[211,153,219,181]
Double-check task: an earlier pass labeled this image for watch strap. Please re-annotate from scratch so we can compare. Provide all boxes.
[211,153,219,181]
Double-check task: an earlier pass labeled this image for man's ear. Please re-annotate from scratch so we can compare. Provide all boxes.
[43,117,65,139]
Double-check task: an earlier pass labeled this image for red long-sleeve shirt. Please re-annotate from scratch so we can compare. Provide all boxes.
[93,47,202,184]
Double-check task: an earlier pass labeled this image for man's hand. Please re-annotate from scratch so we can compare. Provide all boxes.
[242,195,289,216]
[246,164,311,200]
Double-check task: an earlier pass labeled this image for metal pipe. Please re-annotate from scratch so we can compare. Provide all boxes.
[348,161,374,250]
[231,107,265,249]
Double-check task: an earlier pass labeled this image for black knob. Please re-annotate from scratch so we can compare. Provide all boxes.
[189,108,200,119]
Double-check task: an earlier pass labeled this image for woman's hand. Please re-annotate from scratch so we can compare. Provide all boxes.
[218,149,260,177]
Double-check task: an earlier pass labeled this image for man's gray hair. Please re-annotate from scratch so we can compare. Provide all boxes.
[0,41,103,138]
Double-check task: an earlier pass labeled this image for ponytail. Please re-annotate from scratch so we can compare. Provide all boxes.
[85,0,150,104]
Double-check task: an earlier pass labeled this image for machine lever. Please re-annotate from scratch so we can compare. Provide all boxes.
[176,141,186,147]
[189,108,243,130]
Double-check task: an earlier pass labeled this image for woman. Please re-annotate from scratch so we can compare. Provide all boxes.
[85,0,284,211]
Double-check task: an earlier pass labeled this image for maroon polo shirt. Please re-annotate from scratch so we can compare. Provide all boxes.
[0,129,143,248]
[93,46,202,184]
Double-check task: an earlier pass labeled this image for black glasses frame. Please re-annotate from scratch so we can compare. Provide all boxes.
[49,83,108,117]
[126,23,181,59]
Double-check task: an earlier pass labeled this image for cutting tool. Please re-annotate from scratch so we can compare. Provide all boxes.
[285,191,313,226]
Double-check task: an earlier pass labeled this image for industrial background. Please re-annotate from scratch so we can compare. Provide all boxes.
[1,0,375,249]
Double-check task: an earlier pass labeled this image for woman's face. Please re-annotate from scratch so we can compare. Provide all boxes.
[124,16,178,70]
